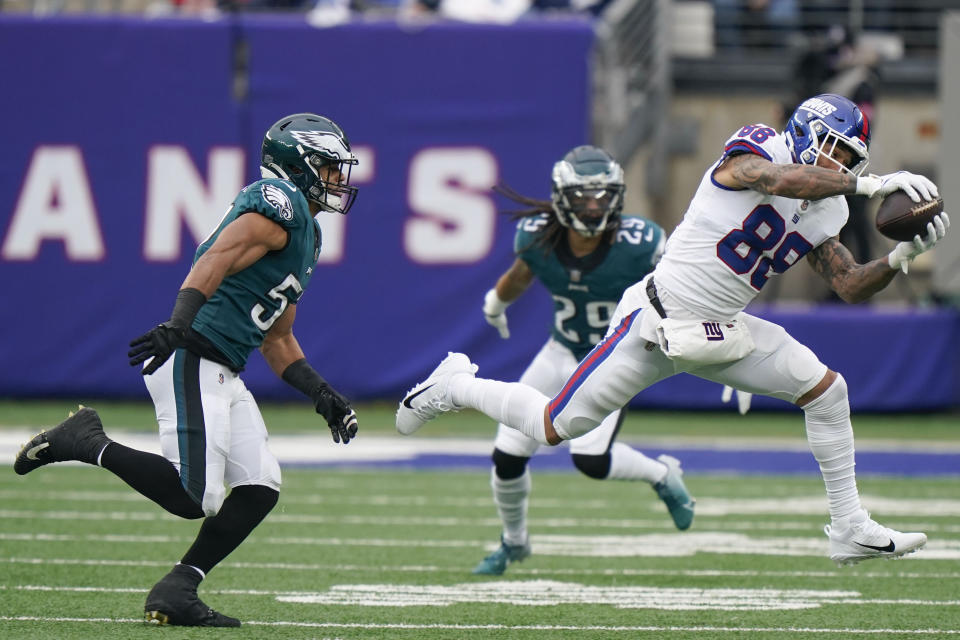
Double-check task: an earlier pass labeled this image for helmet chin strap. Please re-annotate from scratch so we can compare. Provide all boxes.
[262,161,354,214]
[321,192,343,212]
[570,212,609,237]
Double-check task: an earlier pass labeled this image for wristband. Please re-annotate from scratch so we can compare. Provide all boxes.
[282,358,328,401]
[887,251,900,271]
[168,288,207,330]
[855,175,881,197]
[483,288,510,316]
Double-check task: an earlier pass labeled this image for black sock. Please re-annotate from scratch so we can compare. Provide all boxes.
[100,443,204,519]
[180,485,279,575]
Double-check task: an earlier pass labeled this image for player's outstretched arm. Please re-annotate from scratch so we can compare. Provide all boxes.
[806,237,899,303]
[262,306,358,445]
[483,258,535,339]
[716,154,858,200]
[808,212,950,298]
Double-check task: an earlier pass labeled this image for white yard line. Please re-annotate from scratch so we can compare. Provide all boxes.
[3,530,960,559]
[4,581,960,613]
[3,431,960,465]
[1,616,959,634]
[6,556,960,579]
[2,506,960,534]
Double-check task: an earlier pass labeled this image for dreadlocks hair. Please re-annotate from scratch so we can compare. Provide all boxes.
[493,183,618,255]
[493,183,564,255]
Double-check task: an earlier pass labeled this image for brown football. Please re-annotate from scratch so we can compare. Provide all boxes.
[875,191,944,242]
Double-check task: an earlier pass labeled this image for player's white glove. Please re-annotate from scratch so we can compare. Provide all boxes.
[483,288,511,339]
[856,171,939,203]
[721,385,753,415]
[887,212,950,274]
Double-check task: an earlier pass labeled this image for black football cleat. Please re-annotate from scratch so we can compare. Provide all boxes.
[14,406,111,475]
[144,565,241,628]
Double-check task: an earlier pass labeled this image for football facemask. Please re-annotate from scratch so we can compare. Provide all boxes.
[305,152,358,215]
[551,145,625,238]
[555,186,624,236]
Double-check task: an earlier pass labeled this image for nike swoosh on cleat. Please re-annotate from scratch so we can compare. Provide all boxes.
[402,384,436,409]
[25,443,49,460]
[855,539,896,552]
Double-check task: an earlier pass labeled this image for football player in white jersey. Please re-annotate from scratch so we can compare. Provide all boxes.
[398,93,950,566]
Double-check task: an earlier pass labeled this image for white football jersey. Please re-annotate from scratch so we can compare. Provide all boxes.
[655,124,848,320]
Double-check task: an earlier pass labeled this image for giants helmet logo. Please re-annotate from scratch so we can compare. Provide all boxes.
[799,97,838,117]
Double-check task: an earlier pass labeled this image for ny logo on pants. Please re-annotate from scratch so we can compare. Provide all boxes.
[702,322,725,341]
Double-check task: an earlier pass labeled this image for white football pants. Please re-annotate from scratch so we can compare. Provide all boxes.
[494,338,624,458]
[144,349,282,516]
[549,303,827,439]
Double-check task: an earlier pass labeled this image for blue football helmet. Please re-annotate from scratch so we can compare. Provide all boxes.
[784,94,871,176]
[551,145,625,237]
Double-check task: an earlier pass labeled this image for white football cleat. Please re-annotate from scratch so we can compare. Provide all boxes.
[824,509,927,566]
[396,352,478,435]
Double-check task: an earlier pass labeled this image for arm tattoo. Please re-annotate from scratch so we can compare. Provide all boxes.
[729,155,857,200]
[807,238,896,303]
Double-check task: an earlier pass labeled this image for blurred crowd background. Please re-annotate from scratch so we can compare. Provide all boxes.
[2,0,956,304]
[1,1,958,409]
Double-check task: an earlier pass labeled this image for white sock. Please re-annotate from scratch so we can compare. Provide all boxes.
[803,374,862,524]
[606,443,668,484]
[491,467,531,546]
[450,377,551,445]
[176,562,205,580]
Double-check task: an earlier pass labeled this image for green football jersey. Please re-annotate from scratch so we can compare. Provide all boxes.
[516,214,664,361]
[191,178,320,369]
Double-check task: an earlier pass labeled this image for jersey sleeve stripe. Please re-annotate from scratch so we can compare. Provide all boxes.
[723,140,772,161]
[547,308,640,422]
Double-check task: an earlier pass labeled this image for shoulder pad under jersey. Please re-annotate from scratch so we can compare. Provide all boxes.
[235,179,309,228]
[514,213,552,255]
[721,124,792,165]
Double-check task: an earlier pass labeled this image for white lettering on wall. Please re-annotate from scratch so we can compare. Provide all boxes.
[404,147,497,264]
[144,146,245,261]
[2,146,104,261]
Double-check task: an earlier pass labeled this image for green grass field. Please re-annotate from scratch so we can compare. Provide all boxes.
[2,398,959,440]
[1,401,958,639]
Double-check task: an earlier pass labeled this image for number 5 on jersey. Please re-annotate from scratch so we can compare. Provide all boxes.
[251,273,303,331]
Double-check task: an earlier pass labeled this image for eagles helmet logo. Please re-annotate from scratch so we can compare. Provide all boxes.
[261,183,294,221]
[291,130,350,161]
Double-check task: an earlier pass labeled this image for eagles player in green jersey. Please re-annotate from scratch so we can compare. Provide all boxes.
[471,146,695,575]
[14,113,360,627]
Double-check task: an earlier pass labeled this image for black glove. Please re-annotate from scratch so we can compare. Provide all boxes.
[314,385,358,444]
[128,322,186,375]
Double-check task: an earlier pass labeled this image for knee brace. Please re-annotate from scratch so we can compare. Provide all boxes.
[571,452,611,480]
[492,448,530,480]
